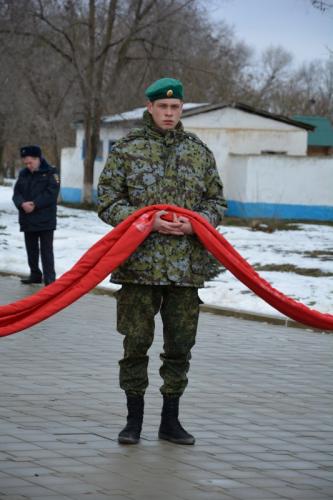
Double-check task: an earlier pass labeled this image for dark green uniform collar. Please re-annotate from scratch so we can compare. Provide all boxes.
[142,110,184,139]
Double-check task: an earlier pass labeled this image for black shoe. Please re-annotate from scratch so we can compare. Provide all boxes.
[118,394,144,445]
[158,396,195,445]
[21,276,42,284]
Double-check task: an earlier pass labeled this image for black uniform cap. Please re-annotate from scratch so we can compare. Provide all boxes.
[20,145,42,158]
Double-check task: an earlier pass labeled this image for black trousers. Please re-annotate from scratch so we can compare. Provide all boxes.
[24,230,56,283]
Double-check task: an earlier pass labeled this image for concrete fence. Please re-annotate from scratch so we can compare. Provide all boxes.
[225,154,333,220]
[60,147,333,220]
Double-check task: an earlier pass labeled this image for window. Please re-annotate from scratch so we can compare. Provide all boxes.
[82,139,103,161]
[108,140,117,153]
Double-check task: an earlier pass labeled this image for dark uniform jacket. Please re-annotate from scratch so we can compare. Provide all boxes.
[12,159,60,232]
[97,111,227,287]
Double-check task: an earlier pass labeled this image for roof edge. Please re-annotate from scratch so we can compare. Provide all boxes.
[182,102,315,130]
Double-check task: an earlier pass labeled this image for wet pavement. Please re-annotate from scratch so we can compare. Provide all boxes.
[0,275,333,500]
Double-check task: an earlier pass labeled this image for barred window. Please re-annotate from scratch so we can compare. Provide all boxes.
[82,139,103,161]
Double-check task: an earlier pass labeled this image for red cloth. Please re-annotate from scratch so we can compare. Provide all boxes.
[0,205,332,337]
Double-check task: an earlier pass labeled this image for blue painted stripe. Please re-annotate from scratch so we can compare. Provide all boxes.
[226,200,333,221]
[60,189,333,221]
[60,187,82,203]
[60,187,98,204]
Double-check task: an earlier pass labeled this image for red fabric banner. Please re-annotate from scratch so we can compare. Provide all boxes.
[1,205,332,337]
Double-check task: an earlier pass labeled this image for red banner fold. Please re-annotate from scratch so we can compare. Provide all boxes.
[0,205,332,337]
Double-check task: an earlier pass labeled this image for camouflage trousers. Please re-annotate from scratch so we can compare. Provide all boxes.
[116,284,200,397]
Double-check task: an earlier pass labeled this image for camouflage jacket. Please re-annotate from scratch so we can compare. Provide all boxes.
[97,111,227,287]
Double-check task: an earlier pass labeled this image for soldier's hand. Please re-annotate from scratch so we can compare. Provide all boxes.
[153,211,184,235]
[177,216,193,235]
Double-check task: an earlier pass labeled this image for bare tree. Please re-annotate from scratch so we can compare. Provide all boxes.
[1,0,202,202]
[311,0,333,11]
[0,6,25,182]
[242,46,294,112]
[1,0,330,192]
[22,48,77,170]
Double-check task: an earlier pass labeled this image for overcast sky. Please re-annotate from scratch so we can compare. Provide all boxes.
[206,0,333,65]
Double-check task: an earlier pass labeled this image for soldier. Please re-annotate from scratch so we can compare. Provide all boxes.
[13,145,60,286]
[97,78,226,445]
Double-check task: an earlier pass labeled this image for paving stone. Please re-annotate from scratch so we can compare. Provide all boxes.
[0,275,333,500]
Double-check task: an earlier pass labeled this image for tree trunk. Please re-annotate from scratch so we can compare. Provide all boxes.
[82,101,101,204]
[0,145,4,184]
[83,141,94,204]
[0,110,5,183]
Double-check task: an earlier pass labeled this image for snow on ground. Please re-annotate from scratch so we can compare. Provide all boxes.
[1,184,332,319]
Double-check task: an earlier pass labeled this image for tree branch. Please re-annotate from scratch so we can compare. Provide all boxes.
[95,0,194,63]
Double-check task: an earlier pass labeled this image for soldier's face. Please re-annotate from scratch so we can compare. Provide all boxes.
[23,156,41,172]
[147,99,183,130]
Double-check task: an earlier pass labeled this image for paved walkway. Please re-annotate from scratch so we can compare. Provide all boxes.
[0,275,333,500]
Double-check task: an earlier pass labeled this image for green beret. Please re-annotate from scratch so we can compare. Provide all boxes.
[145,78,184,101]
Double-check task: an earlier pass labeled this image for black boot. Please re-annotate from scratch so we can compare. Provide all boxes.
[44,278,55,286]
[21,275,42,284]
[158,396,195,445]
[118,394,144,444]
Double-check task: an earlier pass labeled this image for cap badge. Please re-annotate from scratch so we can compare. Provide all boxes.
[166,89,173,97]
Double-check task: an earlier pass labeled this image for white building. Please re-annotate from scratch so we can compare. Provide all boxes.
[61,103,333,220]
